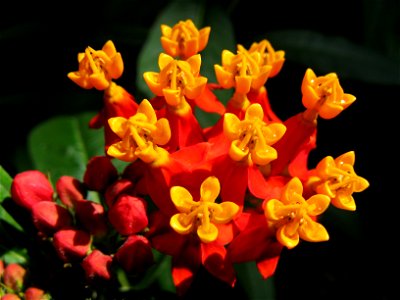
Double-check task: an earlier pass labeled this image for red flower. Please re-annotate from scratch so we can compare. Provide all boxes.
[11,170,54,211]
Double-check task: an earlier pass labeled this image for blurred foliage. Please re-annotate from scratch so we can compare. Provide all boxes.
[0,0,398,299]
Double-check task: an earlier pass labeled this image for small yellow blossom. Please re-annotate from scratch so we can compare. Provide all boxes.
[214,47,272,94]
[265,177,330,249]
[240,39,285,78]
[161,19,211,59]
[107,99,171,163]
[307,151,369,211]
[170,176,239,243]
[223,103,286,165]
[143,53,207,111]
[68,40,123,90]
[301,68,356,120]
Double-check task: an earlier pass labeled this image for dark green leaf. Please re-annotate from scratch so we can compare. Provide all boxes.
[235,262,276,299]
[265,29,400,85]
[28,112,104,185]
[0,165,12,201]
[0,247,28,265]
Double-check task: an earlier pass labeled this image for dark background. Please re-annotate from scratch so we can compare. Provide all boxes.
[1,0,398,299]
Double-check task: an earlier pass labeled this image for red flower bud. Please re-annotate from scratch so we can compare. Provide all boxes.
[83,156,118,192]
[32,201,72,236]
[1,294,21,300]
[75,199,108,237]
[53,228,91,262]
[81,249,113,281]
[3,263,26,292]
[11,170,54,211]
[0,259,4,277]
[56,175,86,209]
[115,235,154,274]
[104,178,135,208]
[24,287,47,300]
[108,195,148,236]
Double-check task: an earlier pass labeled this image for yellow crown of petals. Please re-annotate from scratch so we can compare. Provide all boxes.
[143,53,207,107]
[68,40,124,90]
[265,177,330,249]
[170,176,239,243]
[161,19,211,59]
[307,151,370,211]
[223,103,286,165]
[301,68,356,119]
[107,99,171,163]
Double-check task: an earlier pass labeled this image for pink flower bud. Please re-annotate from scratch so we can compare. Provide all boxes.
[11,170,54,211]
[81,249,113,281]
[56,175,86,209]
[24,287,47,300]
[108,195,148,236]
[115,235,154,274]
[83,156,118,192]
[3,263,26,291]
[75,199,108,237]
[53,228,91,262]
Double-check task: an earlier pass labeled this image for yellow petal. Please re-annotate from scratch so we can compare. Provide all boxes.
[170,186,195,212]
[332,193,356,211]
[107,142,136,162]
[143,72,163,96]
[298,216,329,242]
[153,118,171,146]
[212,202,239,223]
[108,117,128,138]
[170,213,193,234]
[197,222,218,243]
[137,99,157,124]
[229,140,249,161]
[306,194,330,216]
[200,176,220,203]
[264,199,285,221]
[277,225,299,249]
[223,113,241,140]
[251,144,277,166]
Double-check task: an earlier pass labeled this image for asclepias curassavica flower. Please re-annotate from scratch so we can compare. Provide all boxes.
[2,18,369,299]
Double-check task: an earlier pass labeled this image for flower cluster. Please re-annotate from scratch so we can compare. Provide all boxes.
[8,19,369,296]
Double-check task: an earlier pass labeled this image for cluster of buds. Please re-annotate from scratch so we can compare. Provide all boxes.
[9,19,369,296]
[0,260,49,300]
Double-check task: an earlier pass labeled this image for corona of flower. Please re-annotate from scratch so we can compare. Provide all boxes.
[301,68,356,120]
[306,151,370,211]
[160,19,211,59]
[214,46,272,95]
[170,176,239,243]
[143,53,207,111]
[239,39,285,78]
[67,40,124,90]
[265,177,331,249]
[223,103,286,166]
[107,99,171,163]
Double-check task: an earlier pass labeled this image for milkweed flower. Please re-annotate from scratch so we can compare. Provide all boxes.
[305,151,370,211]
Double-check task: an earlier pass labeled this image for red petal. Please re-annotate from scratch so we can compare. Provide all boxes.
[192,84,226,115]
[83,156,118,192]
[56,175,86,209]
[32,201,72,236]
[75,199,108,237]
[81,249,113,281]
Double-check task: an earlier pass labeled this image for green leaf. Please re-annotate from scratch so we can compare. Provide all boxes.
[235,262,276,299]
[0,165,12,201]
[0,247,28,265]
[28,112,104,185]
[265,29,400,85]
[0,166,23,233]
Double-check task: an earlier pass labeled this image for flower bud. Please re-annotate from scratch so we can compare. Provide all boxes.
[32,201,72,236]
[56,175,86,209]
[81,249,113,281]
[104,178,135,208]
[24,287,48,300]
[11,170,54,211]
[108,195,148,236]
[1,294,21,300]
[3,263,26,292]
[53,228,91,262]
[115,235,154,274]
[75,199,108,238]
[83,156,118,192]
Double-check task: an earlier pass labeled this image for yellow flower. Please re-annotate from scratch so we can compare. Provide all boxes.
[223,103,286,165]
[107,99,171,163]
[301,68,356,120]
[214,44,272,94]
[143,53,207,110]
[241,39,285,78]
[170,176,239,243]
[307,151,369,211]
[160,19,211,59]
[265,177,330,249]
[68,40,123,90]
